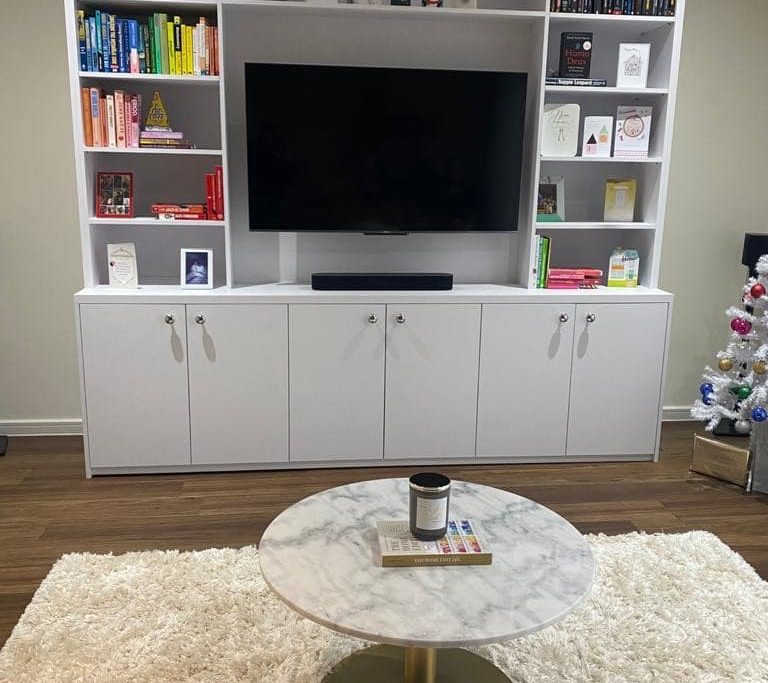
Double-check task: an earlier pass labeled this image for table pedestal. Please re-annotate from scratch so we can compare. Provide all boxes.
[322,644,510,683]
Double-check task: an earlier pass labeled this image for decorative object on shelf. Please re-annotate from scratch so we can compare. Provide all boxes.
[559,32,593,79]
[78,9,218,75]
[545,77,607,87]
[581,116,613,157]
[546,267,603,290]
[537,176,565,222]
[541,103,580,157]
[408,472,451,541]
[614,106,652,158]
[549,0,675,14]
[95,171,133,218]
[107,242,138,289]
[607,247,640,288]
[140,91,193,149]
[180,249,213,289]
[616,43,651,89]
[604,178,637,222]
[377,519,491,567]
[535,235,552,288]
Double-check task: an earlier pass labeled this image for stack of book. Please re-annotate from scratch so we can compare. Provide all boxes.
[80,87,141,148]
[549,0,675,14]
[547,268,604,289]
[77,10,219,76]
[139,129,191,149]
[151,165,224,220]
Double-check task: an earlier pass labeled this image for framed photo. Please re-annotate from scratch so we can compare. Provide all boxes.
[96,172,134,218]
[180,249,213,289]
[537,176,565,222]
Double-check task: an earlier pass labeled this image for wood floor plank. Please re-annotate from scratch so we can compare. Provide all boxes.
[0,423,767,648]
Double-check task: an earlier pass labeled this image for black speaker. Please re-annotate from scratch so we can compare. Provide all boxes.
[311,272,453,291]
[742,233,768,278]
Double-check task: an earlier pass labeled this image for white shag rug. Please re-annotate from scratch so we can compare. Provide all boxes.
[1,532,767,682]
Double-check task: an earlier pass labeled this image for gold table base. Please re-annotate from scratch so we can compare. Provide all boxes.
[322,645,511,683]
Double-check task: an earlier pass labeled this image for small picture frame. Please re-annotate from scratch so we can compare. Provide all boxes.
[180,249,213,289]
[537,176,565,222]
[96,172,134,218]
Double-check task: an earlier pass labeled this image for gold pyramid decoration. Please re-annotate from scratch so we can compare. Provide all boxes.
[144,91,171,130]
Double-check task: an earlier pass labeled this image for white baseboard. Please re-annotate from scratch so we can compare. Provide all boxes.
[0,419,83,436]
[662,406,695,421]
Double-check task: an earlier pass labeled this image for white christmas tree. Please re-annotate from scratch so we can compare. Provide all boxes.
[692,255,768,433]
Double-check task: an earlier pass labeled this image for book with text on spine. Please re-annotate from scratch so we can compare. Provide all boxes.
[377,519,492,567]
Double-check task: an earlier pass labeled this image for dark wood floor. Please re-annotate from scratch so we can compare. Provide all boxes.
[1,422,767,647]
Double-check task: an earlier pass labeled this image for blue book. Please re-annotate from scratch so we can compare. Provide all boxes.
[100,12,111,73]
[137,22,146,74]
[128,19,139,73]
[89,18,97,71]
[77,11,87,70]
[94,10,103,71]
[84,15,92,72]
[116,19,125,72]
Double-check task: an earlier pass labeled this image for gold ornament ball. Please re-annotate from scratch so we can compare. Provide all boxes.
[754,361,767,375]
[718,358,734,372]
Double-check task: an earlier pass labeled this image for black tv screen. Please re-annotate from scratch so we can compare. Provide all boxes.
[245,63,527,233]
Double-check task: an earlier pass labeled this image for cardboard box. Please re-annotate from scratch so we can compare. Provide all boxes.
[691,434,751,487]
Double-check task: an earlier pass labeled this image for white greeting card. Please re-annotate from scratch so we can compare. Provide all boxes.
[541,103,580,157]
[616,43,650,89]
[581,116,613,157]
[614,106,652,158]
[107,242,138,289]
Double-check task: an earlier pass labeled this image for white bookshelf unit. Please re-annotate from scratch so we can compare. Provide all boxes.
[65,0,684,475]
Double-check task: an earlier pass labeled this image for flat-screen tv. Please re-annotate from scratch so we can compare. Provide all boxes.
[245,63,527,233]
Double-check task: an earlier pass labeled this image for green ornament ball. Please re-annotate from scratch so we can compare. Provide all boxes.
[730,385,753,399]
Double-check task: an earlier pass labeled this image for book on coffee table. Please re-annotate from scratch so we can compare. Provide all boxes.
[377,519,492,567]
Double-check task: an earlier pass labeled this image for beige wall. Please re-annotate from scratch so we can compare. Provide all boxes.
[0,0,766,426]
[660,0,768,408]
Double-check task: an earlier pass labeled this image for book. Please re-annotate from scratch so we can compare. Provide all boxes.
[614,106,652,158]
[541,103,580,157]
[581,116,613,157]
[166,20,176,75]
[559,32,592,79]
[105,94,117,147]
[174,17,183,75]
[128,19,139,73]
[616,43,650,89]
[80,88,93,147]
[377,519,492,567]
[545,77,607,87]
[77,10,87,71]
[114,90,126,147]
[604,179,637,222]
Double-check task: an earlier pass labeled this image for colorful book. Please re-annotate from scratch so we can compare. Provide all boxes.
[114,90,126,147]
[215,165,224,219]
[377,520,492,567]
[128,19,139,73]
[173,17,183,75]
[157,13,169,74]
[77,10,87,70]
[108,14,118,72]
[105,94,117,147]
[80,88,93,147]
[559,32,592,78]
[166,21,176,75]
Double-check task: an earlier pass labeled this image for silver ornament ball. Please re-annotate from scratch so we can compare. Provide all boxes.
[735,420,752,434]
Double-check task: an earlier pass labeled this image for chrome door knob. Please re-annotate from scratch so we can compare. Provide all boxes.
[195,313,206,325]
[164,313,176,325]
[586,313,596,323]
[368,314,378,324]
[395,313,406,324]
[559,313,569,323]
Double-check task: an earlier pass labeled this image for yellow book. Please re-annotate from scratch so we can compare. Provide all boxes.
[166,22,176,75]
[603,178,637,223]
[184,25,193,75]
[173,16,182,75]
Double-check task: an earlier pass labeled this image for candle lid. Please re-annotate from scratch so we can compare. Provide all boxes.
[409,472,451,493]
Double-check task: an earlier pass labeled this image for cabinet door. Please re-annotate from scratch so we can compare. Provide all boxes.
[187,305,288,464]
[289,304,386,461]
[385,304,481,459]
[567,303,669,457]
[79,304,190,468]
[477,304,575,457]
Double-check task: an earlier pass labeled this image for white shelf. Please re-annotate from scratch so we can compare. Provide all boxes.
[536,222,656,230]
[540,156,662,163]
[79,72,219,85]
[77,0,217,7]
[89,218,225,227]
[545,86,668,95]
[84,146,222,155]
[548,13,674,26]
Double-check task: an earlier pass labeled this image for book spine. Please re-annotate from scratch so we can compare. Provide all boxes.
[139,23,147,74]
[158,13,169,74]
[205,173,215,219]
[114,91,126,147]
[166,21,176,75]
[106,94,117,147]
[140,130,184,139]
[99,96,107,146]
[199,18,208,75]
[130,95,140,148]
[88,18,97,71]
[174,17,183,75]
[109,14,118,72]
[215,165,224,219]
[213,27,219,76]
[156,212,209,220]
[99,11,109,72]
[89,87,102,146]
[541,236,551,288]
[534,236,542,288]
[184,25,192,75]
[80,87,93,147]
[77,10,87,71]
[146,21,155,74]
[85,16,93,72]
[128,19,139,73]
[382,554,492,567]
[192,24,200,76]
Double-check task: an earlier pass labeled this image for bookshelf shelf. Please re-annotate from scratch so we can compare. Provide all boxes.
[536,222,656,230]
[89,217,225,227]
[78,72,220,85]
[548,13,674,26]
[540,156,662,163]
[83,146,222,155]
[544,86,668,95]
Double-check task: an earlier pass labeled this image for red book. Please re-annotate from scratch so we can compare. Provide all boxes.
[157,212,208,220]
[214,165,224,219]
[151,203,206,213]
[205,173,215,219]
[99,97,108,148]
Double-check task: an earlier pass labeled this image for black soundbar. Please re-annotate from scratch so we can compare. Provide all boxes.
[311,272,454,291]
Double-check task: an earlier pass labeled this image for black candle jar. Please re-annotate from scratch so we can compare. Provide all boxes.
[409,472,451,541]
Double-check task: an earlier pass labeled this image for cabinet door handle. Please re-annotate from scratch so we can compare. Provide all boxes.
[195,313,207,325]
[586,313,596,323]
[559,313,569,323]
[164,313,176,325]
[395,313,406,324]
[368,313,378,324]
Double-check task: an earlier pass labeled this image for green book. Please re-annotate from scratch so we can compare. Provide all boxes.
[142,23,152,74]
[541,236,551,288]
[156,13,169,74]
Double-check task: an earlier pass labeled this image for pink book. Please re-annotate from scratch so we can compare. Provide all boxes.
[130,94,140,148]
[114,90,126,148]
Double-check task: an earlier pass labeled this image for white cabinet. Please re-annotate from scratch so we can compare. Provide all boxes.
[567,303,668,457]
[289,304,386,461]
[385,304,481,459]
[187,305,288,465]
[477,304,575,457]
[79,304,191,468]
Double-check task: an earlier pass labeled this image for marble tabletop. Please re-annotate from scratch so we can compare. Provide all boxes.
[258,478,594,648]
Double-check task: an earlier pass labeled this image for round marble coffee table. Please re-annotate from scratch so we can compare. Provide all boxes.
[259,478,593,683]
